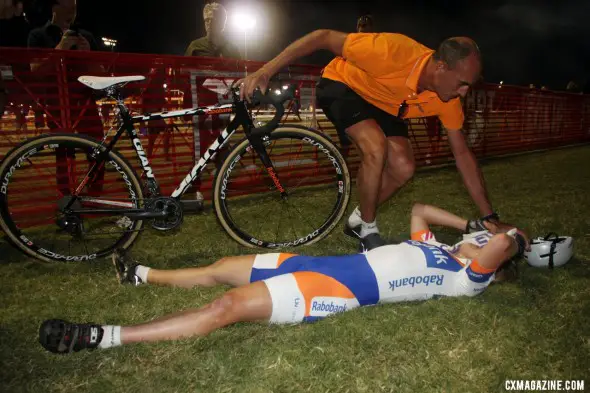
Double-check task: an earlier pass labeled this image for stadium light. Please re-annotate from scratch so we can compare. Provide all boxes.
[232,9,257,75]
[232,10,257,31]
[101,37,118,51]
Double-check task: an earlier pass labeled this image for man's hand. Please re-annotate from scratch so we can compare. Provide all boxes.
[0,0,23,20]
[485,219,531,251]
[56,35,79,50]
[235,67,272,102]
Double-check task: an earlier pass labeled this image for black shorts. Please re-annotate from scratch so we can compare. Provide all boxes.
[316,78,409,146]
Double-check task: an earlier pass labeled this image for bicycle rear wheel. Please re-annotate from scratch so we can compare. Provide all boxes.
[213,126,351,248]
[0,134,144,262]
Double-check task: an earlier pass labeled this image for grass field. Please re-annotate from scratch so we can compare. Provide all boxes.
[1,145,589,393]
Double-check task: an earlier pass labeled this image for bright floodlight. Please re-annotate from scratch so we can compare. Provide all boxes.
[233,10,256,31]
[101,37,117,47]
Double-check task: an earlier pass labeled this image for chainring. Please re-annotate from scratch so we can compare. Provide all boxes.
[146,197,184,231]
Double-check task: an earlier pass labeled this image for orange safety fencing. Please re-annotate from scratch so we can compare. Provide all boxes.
[1,48,590,201]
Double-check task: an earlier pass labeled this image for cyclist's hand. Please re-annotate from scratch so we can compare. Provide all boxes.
[235,68,272,103]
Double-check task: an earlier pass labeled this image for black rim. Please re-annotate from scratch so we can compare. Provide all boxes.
[0,137,142,261]
[217,130,348,248]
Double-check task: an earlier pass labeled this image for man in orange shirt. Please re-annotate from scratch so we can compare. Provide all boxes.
[238,31,527,251]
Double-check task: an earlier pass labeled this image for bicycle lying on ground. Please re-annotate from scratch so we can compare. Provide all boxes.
[0,75,351,262]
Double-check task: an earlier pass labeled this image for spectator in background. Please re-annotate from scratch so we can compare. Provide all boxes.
[142,67,171,161]
[0,0,44,134]
[184,2,241,205]
[28,0,106,196]
[184,2,240,58]
[356,15,374,33]
[0,0,29,47]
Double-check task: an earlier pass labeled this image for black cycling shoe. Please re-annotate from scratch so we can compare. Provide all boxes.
[112,249,143,286]
[343,223,362,239]
[359,233,387,252]
[39,319,103,354]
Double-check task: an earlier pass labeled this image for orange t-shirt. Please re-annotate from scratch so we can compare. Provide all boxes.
[321,33,464,131]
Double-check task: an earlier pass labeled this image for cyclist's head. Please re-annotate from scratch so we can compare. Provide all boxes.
[51,0,77,31]
[432,37,481,102]
[357,15,373,33]
[203,2,227,37]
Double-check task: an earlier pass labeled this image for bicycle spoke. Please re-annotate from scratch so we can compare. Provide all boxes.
[273,199,287,244]
[1,136,144,261]
[217,129,348,247]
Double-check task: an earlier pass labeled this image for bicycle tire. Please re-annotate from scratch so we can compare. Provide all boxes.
[0,133,144,262]
[212,125,351,248]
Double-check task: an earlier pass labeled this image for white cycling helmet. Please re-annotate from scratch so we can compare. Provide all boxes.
[524,233,574,268]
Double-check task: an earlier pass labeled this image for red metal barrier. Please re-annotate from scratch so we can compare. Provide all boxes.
[1,48,590,201]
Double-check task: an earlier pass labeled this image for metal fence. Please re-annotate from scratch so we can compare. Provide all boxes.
[2,48,589,199]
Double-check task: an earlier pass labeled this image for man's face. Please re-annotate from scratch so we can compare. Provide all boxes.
[432,54,481,102]
[357,16,373,33]
[205,11,226,36]
[53,0,77,30]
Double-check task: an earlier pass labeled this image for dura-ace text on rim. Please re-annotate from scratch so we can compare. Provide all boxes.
[213,127,350,249]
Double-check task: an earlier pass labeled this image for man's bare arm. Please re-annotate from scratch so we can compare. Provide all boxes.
[237,29,348,100]
[447,129,493,216]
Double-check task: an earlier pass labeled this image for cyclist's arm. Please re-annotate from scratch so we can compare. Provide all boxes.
[410,203,468,238]
[263,30,347,76]
[468,233,519,271]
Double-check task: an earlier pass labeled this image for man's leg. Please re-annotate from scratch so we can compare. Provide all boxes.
[74,100,106,196]
[114,252,257,288]
[343,119,389,250]
[377,136,416,205]
[345,119,388,224]
[39,281,273,353]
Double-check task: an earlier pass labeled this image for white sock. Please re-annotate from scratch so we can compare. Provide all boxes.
[348,206,363,228]
[98,325,122,349]
[360,219,379,238]
[135,265,151,284]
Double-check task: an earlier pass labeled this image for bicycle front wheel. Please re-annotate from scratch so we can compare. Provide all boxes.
[0,134,144,262]
[213,126,351,248]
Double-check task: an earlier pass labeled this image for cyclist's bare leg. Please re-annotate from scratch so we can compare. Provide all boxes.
[146,255,256,288]
[121,281,272,343]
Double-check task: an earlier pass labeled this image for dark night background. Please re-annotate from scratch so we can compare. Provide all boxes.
[9,0,590,90]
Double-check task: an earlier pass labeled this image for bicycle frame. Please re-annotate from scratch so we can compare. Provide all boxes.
[66,92,289,217]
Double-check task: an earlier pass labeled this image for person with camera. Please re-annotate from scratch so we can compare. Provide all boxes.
[27,0,105,196]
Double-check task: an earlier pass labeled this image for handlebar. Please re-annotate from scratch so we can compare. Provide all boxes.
[231,84,297,135]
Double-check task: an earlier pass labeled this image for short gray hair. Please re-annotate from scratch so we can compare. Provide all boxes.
[203,2,227,20]
[433,38,480,69]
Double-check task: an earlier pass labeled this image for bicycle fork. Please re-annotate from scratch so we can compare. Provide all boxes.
[239,106,289,199]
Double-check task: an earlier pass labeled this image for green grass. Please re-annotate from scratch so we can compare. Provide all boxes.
[1,145,589,393]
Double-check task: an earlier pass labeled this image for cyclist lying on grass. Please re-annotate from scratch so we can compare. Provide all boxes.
[39,203,526,354]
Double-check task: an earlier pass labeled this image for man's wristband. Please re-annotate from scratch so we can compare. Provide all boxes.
[481,212,499,222]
